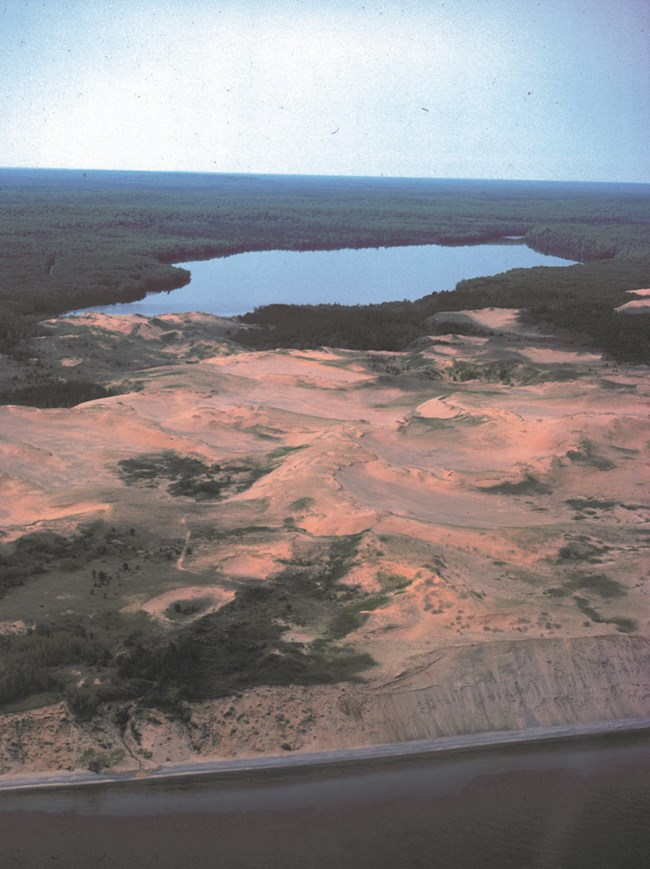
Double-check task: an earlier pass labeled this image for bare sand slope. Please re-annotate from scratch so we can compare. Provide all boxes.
[0,309,648,776]
[616,288,650,314]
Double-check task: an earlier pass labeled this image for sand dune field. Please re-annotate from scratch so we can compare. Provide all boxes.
[0,309,648,775]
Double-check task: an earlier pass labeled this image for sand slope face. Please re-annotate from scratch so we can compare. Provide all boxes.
[0,309,649,775]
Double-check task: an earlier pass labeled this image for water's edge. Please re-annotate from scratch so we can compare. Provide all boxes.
[73,241,577,318]
[2,716,649,795]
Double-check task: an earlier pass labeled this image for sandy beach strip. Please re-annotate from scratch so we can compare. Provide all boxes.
[1,716,649,795]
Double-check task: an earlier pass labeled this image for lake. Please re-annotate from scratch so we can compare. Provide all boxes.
[77,242,576,317]
[1,733,649,869]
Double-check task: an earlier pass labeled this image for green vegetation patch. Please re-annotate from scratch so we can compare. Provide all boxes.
[573,596,637,633]
[0,523,138,600]
[0,379,119,408]
[114,533,376,702]
[599,378,637,391]
[450,361,533,385]
[427,318,493,337]
[545,572,626,599]
[117,448,294,500]
[557,537,611,562]
[377,570,413,592]
[569,573,626,597]
[236,302,425,352]
[0,619,106,708]
[328,569,412,639]
[78,748,126,773]
[566,440,616,471]
[164,597,213,621]
[566,498,617,512]
[328,592,390,639]
[289,497,315,511]
[449,359,583,386]
[480,474,552,496]
[0,533,380,713]
[118,452,218,487]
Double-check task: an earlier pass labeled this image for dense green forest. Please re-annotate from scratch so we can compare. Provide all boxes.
[0,379,119,408]
[1,168,649,360]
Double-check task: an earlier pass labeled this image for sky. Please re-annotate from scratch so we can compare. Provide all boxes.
[1,0,648,182]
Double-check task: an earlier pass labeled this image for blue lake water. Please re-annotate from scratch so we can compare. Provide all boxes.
[1,734,648,869]
[78,243,576,317]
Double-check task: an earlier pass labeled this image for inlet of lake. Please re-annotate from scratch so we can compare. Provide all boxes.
[1,733,649,869]
[78,242,577,317]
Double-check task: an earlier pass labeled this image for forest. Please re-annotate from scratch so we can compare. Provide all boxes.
[0,168,649,361]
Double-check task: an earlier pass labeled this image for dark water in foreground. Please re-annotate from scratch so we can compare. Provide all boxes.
[78,242,576,317]
[1,735,649,869]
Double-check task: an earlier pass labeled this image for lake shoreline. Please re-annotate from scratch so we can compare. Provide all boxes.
[2,716,649,795]
[73,241,577,318]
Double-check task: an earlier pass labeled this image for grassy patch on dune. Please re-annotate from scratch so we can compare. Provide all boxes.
[573,596,637,633]
[566,498,617,512]
[481,474,552,496]
[543,562,634,634]
[545,572,626,599]
[557,537,612,562]
[328,570,412,639]
[377,570,413,592]
[289,496,315,511]
[449,360,581,386]
[566,440,616,471]
[328,592,390,639]
[599,379,637,391]
[118,452,224,499]
[117,447,300,501]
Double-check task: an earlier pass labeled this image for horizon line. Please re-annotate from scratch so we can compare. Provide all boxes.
[2,165,650,188]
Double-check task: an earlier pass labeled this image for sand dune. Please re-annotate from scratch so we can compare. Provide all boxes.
[139,586,236,623]
[0,309,648,776]
[616,288,650,314]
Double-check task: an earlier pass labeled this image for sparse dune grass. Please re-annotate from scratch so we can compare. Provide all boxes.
[545,573,626,599]
[566,439,616,471]
[566,497,617,512]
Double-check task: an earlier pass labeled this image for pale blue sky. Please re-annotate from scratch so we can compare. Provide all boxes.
[1,0,648,181]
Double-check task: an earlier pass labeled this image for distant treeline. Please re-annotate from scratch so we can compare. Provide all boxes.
[1,169,648,360]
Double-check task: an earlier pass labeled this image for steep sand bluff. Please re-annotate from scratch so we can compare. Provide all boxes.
[0,310,648,776]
